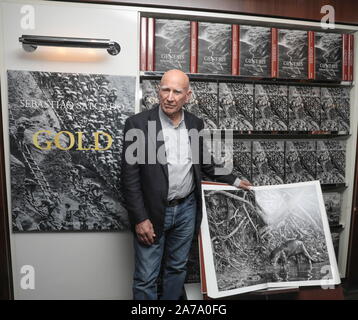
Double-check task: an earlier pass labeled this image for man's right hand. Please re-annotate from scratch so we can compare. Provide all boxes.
[135,219,156,246]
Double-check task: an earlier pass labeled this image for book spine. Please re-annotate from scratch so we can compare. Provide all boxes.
[231,24,239,75]
[271,28,278,78]
[349,34,354,81]
[140,17,148,71]
[343,34,348,81]
[147,17,155,71]
[308,31,315,79]
[190,21,198,73]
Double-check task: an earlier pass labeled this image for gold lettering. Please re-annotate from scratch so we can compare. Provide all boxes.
[54,131,75,150]
[76,132,92,151]
[94,131,112,151]
[33,130,52,150]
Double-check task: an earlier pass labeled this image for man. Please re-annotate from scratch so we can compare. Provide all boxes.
[121,69,251,300]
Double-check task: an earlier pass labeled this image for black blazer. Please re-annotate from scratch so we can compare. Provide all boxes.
[121,105,236,238]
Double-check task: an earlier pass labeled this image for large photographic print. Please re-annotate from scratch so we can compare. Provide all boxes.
[8,70,135,232]
[201,182,340,298]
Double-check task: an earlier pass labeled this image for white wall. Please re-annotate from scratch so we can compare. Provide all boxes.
[0,0,140,299]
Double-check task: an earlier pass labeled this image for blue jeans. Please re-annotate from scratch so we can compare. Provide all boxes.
[133,193,196,300]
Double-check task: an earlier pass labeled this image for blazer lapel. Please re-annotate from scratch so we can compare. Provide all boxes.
[147,105,168,179]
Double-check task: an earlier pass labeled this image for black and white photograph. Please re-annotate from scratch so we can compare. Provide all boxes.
[155,19,191,72]
[218,83,254,130]
[252,140,285,186]
[278,29,308,79]
[254,84,288,131]
[185,81,219,129]
[198,22,232,74]
[8,70,135,232]
[285,141,316,183]
[321,87,350,134]
[200,182,340,298]
[317,140,346,185]
[141,79,160,111]
[288,86,320,131]
[315,32,343,81]
[232,140,252,182]
[323,192,342,225]
[239,25,271,77]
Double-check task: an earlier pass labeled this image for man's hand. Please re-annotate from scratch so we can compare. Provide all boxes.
[135,219,156,246]
[239,180,252,190]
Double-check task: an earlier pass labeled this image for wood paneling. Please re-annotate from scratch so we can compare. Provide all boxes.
[65,0,358,25]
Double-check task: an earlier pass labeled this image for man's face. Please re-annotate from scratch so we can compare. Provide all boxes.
[159,73,191,118]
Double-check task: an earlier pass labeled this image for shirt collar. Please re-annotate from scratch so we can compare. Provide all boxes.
[158,106,185,128]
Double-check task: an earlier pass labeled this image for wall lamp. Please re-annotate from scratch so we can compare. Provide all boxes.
[19,35,121,56]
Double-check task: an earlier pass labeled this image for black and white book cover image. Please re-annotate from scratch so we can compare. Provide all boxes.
[317,140,346,185]
[218,83,254,130]
[288,86,320,131]
[323,192,342,226]
[285,141,316,183]
[185,81,219,129]
[315,32,342,80]
[239,25,271,77]
[155,19,191,72]
[198,22,232,74]
[232,140,252,182]
[321,87,350,134]
[141,79,160,111]
[252,140,285,186]
[254,84,288,131]
[8,70,135,232]
[278,29,308,79]
[200,182,340,298]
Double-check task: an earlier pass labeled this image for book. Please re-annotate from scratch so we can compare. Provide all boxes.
[200,182,340,298]
[185,81,219,129]
[323,192,342,225]
[315,32,343,81]
[218,82,254,130]
[317,140,346,184]
[271,28,278,77]
[141,79,160,111]
[232,140,252,182]
[254,84,288,131]
[239,25,271,77]
[321,87,350,134]
[348,34,354,81]
[231,24,239,75]
[154,19,191,72]
[252,140,285,186]
[147,17,155,71]
[190,21,198,73]
[343,34,349,81]
[285,140,316,183]
[288,86,320,131]
[198,22,232,74]
[140,17,147,71]
[278,29,308,79]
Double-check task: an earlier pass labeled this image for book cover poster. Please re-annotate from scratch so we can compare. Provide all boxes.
[198,22,232,74]
[155,19,191,72]
[185,82,219,129]
[232,140,252,182]
[254,84,288,131]
[218,83,254,130]
[315,32,342,80]
[240,25,271,77]
[321,87,350,134]
[141,79,160,111]
[278,29,308,79]
[8,70,135,232]
[317,140,346,185]
[323,192,342,225]
[288,86,320,131]
[201,182,340,298]
[285,141,316,183]
[252,140,285,186]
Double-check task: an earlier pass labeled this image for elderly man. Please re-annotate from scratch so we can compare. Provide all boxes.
[121,69,251,300]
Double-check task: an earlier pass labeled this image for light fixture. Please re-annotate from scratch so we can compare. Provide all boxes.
[19,35,121,56]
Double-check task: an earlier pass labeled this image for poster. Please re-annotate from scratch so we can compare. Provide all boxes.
[201,181,340,298]
[8,70,135,232]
